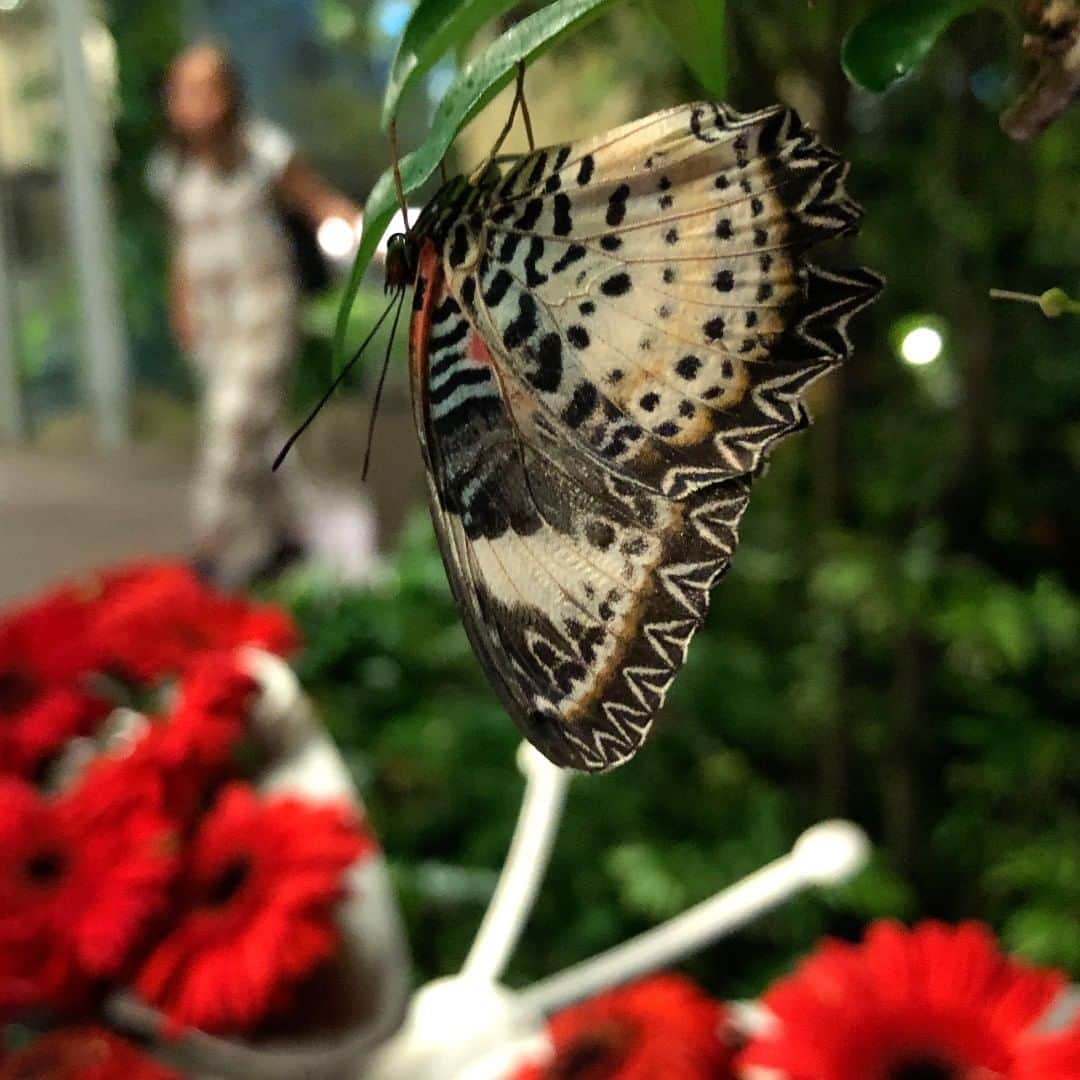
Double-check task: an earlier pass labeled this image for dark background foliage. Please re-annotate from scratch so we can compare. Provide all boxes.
[102,0,1080,995]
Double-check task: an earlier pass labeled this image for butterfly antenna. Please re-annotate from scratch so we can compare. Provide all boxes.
[273,296,401,471]
[361,288,406,482]
[389,118,411,233]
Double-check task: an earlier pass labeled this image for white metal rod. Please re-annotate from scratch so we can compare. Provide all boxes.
[50,0,130,448]
[518,820,869,1017]
[461,744,571,983]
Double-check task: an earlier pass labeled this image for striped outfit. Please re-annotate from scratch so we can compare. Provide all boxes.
[149,120,302,587]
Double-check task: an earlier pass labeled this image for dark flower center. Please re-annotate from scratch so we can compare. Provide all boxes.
[548,1019,637,1079]
[205,856,252,906]
[0,672,36,712]
[24,849,67,885]
[888,1056,958,1080]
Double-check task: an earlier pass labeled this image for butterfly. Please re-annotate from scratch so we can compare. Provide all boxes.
[383,100,882,773]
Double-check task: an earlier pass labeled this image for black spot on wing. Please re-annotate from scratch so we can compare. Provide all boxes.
[460,275,476,310]
[704,317,726,341]
[529,333,563,392]
[526,151,549,189]
[577,154,595,186]
[428,319,468,353]
[676,354,701,380]
[606,184,630,227]
[567,325,590,350]
[498,232,522,264]
[483,269,513,308]
[601,272,632,297]
[412,273,427,312]
[524,236,548,288]
[551,243,586,275]
[562,381,598,428]
[552,193,573,236]
[514,198,544,231]
[449,225,469,268]
[504,293,538,350]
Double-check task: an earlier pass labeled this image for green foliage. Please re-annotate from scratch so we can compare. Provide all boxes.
[842,0,988,92]
[335,0,615,375]
[274,0,1080,995]
[337,0,734,373]
[382,0,524,129]
[103,0,184,390]
[643,0,728,97]
[108,0,1079,999]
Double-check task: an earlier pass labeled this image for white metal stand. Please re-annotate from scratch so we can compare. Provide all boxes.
[366,743,870,1080]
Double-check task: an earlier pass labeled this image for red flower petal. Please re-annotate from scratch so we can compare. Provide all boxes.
[0,776,177,1017]
[88,562,298,685]
[738,920,1066,1080]
[134,783,373,1035]
[1011,1023,1080,1080]
[510,974,735,1080]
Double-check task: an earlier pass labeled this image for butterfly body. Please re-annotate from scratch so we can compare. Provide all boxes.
[399,102,882,772]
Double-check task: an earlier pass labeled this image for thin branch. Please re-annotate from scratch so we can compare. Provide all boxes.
[1001,0,1080,140]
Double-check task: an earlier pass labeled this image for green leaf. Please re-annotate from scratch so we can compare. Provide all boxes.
[335,0,614,374]
[841,0,984,93]
[644,0,727,97]
[382,0,521,130]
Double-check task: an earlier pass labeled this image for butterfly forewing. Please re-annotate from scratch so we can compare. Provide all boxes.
[409,102,882,771]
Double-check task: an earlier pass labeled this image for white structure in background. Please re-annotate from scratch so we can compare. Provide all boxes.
[49,0,129,448]
[367,747,871,1080]
[0,160,23,442]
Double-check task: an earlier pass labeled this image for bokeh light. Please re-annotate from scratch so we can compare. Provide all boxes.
[900,325,944,366]
[317,216,357,260]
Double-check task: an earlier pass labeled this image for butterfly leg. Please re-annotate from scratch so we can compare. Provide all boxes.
[476,60,533,182]
[517,61,535,151]
[388,118,410,232]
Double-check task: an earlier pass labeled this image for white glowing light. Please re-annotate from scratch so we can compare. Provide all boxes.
[900,326,943,366]
[317,216,357,260]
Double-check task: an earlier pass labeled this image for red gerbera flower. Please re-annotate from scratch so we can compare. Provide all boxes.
[511,974,736,1080]
[88,562,298,685]
[1011,1023,1080,1080]
[0,776,177,1017]
[0,589,107,779]
[738,920,1067,1080]
[134,783,374,1035]
[81,652,255,824]
[0,1026,180,1079]
[0,685,109,780]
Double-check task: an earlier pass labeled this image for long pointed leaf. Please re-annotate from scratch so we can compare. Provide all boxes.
[382,0,521,130]
[842,0,984,93]
[335,0,614,374]
[644,0,727,98]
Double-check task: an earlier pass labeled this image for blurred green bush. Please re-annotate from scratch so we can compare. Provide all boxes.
[110,0,1080,995]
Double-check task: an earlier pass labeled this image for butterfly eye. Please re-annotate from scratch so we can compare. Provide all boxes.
[384,233,414,291]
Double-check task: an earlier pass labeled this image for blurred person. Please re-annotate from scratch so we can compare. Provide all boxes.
[148,42,362,589]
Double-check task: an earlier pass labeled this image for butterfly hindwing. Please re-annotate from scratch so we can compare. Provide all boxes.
[410,102,882,771]
[411,241,750,770]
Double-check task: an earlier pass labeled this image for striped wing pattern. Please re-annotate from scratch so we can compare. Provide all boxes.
[408,102,882,772]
